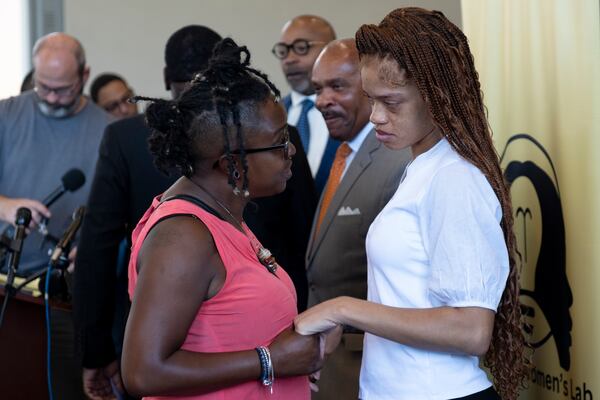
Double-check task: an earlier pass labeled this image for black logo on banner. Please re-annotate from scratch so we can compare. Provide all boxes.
[500,133,573,371]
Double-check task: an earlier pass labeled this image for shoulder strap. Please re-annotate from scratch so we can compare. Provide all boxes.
[161,194,224,221]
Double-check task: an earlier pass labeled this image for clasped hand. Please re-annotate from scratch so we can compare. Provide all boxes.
[293,299,347,391]
[295,297,347,335]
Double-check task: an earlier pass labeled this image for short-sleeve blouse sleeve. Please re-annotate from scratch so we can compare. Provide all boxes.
[419,162,509,311]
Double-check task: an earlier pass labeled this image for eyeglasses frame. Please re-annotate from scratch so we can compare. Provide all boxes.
[33,75,83,98]
[102,89,135,113]
[271,39,326,60]
[230,125,291,159]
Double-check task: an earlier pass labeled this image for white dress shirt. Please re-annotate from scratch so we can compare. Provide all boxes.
[287,91,329,177]
[341,122,373,179]
[360,138,509,399]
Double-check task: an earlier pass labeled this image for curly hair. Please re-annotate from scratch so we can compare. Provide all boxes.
[356,7,529,399]
[133,38,280,196]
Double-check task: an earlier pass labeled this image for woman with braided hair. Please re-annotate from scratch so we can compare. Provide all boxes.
[121,38,332,399]
[295,7,528,400]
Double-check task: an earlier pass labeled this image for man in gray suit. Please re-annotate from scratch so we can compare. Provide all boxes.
[306,39,411,399]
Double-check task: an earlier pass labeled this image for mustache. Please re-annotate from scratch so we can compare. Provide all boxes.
[320,109,344,119]
[284,68,305,75]
[40,100,71,109]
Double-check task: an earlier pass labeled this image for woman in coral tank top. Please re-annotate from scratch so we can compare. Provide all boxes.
[121,38,334,400]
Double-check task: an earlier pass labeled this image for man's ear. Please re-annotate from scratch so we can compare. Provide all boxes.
[81,65,91,86]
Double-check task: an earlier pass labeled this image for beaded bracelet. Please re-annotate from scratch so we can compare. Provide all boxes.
[255,346,268,382]
[255,346,274,393]
[263,346,274,393]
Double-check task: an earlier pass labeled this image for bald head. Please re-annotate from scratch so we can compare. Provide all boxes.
[33,33,86,71]
[32,33,90,118]
[276,15,336,95]
[281,15,336,41]
[312,38,371,142]
[316,38,359,66]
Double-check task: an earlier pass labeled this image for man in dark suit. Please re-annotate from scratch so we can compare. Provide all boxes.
[306,39,411,399]
[74,25,316,400]
[273,15,339,194]
[73,26,218,400]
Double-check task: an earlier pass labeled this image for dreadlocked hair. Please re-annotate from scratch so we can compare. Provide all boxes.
[134,38,280,195]
[356,7,529,399]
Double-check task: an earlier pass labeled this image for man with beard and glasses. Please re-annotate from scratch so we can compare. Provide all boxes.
[0,32,111,400]
[273,15,338,194]
[303,39,410,399]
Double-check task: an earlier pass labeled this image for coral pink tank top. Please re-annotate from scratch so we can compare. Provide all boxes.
[128,195,309,400]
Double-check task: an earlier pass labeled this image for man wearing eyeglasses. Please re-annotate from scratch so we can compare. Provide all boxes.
[274,15,338,194]
[0,32,111,399]
[90,73,138,119]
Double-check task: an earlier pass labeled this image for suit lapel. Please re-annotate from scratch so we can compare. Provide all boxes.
[307,130,380,264]
[306,192,324,263]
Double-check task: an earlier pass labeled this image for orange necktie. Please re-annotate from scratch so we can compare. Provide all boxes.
[316,142,352,233]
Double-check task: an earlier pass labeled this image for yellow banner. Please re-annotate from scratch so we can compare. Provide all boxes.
[462,0,600,398]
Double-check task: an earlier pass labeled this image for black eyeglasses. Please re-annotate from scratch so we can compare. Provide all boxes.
[231,126,291,159]
[271,39,325,59]
[102,90,134,112]
[34,77,82,98]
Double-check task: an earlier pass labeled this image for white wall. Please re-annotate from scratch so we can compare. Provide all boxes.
[0,1,30,99]
[64,0,461,98]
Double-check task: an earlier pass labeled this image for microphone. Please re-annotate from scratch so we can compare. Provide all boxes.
[0,208,32,327]
[6,208,32,275]
[43,168,86,208]
[50,206,85,266]
[38,168,85,236]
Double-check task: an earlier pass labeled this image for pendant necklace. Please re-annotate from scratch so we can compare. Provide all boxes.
[188,178,278,275]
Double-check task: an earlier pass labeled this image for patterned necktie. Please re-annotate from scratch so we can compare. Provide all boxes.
[295,99,314,153]
[316,142,352,233]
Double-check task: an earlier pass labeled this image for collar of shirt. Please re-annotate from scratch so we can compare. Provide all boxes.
[286,90,328,177]
[341,122,374,178]
[347,122,374,154]
[289,90,317,107]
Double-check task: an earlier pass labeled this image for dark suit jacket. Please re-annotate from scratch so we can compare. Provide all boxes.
[244,125,317,311]
[74,117,316,369]
[283,94,339,194]
[74,115,176,368]
[305,129,411,400]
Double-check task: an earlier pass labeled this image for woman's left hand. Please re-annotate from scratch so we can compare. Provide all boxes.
[294,297,349,335]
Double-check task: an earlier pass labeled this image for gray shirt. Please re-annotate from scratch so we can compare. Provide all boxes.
[0,90,111,275]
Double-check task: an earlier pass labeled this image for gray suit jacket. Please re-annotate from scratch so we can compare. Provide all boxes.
[306,129,411,306]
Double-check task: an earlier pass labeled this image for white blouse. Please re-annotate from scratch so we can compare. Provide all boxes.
[359,138,509,400]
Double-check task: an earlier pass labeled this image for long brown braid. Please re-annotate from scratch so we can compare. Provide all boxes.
[356,7,528,399]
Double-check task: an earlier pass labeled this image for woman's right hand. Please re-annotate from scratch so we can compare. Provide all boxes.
[269,327,323,377]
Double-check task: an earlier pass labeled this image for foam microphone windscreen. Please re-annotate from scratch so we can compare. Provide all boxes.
[61,168,86,192]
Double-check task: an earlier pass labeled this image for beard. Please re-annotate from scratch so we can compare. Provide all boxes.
[35,89,83,118]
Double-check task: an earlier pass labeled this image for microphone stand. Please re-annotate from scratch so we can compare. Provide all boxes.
[0,204,84,328]
[0,208,32,329]
[28,206,85,302]
[37,249,71,302]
